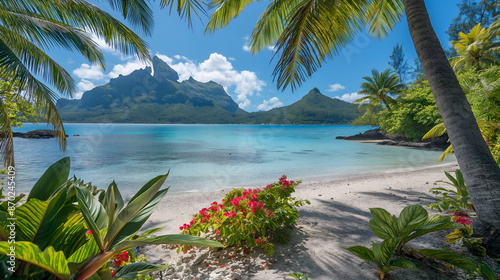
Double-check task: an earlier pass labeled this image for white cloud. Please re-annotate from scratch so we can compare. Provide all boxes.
[108,59,150,78]
[243,45,251,52]
[327,83,346,92]
[73,64,105,80]
[335,92,363,103]
[257,97,283,111]
[266,45,276,51]
[77,79,96,92]
[74,92,84,99]
[158,52,266,109]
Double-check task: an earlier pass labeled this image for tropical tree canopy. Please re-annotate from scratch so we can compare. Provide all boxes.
[353,69,406,111]
[449,23,500,70]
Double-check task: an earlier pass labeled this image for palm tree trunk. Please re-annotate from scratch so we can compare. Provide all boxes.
[403,0,500,234]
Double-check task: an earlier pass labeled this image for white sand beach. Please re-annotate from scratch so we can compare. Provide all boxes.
[138,163,497,280]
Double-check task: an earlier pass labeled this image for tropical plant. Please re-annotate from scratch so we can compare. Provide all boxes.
[348,237,418,280]
[288,271,312,279]
[353,69,406,111]
[419,249,497,280]
[427,170,475,213]
[199,0,500,236]
[178,175,310,255]
[446,215,487,257]
[449,23,500,70]
[369,204,460,255]
[447,0,500,41]
[0,157,223,279]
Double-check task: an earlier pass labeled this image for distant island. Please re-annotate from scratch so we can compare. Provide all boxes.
[57,56,362,124]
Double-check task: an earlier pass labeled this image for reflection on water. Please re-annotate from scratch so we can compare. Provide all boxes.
[13,124,456,195]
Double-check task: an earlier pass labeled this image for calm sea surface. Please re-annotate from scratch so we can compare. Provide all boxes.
[13,124,456,195]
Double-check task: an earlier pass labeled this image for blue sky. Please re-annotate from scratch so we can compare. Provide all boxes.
[51,0,461,112]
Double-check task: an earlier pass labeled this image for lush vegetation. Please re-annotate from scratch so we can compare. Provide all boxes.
[178,175,309,255]
[0,158,223,279]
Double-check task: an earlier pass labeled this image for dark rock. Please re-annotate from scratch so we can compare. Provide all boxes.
[336,128,387,140]
[472,219,500,258]
[337,129,449,150]
[13,129,68,139]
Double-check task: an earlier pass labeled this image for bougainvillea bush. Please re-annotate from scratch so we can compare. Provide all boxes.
[178,176,310,255]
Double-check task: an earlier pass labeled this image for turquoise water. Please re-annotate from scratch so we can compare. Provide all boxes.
[13,124,456,195]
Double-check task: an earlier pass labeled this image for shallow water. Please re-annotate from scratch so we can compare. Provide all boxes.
[13,124,456,195]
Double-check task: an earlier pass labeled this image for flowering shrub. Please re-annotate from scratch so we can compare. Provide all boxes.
[445,212,486,256]
[178,175,310,255]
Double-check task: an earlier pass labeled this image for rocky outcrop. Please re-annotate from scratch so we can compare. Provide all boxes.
[13,129,67,139]
[337,128,449,150]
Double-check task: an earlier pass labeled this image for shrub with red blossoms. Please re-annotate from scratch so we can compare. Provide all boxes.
[178,176,310,255]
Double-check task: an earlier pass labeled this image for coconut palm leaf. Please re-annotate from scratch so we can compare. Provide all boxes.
[0,98,13,166]
[104,0,154,35]
[354,69,405,111]
[365,0,404,39]
[161,0,206,28]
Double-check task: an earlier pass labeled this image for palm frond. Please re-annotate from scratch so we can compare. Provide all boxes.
[0,98,14,166]
[437,144,453,164]
[272,0,371,90]
[206,0,260,33]
[104,0,154,35]
[2,0,151,62]
[422,122,447,140]
[161,0,206,28]
[0,8,105,68]
[0,27,76,97]
[365,0,404,39]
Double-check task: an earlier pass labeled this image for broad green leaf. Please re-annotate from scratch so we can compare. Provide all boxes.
[106,174,167,249]
[380,237,400,265]
[0,241,70,280]
[419,249,478,272]
[347,246,374,262]
[389,259,418,270]
[75,186,107,250]
[369,208,398,239]
[138,227,165,239]
[102,181,124,219]
[9,190,67,246]
[67,232,101,273]
[371,242,383,267]
[113,234,224,252]
[109,189,168,249]
[408,215,460,242]
[46,213,88,257]
[113,262,170,279]
[397,204,428,235]
[28,157,70,201]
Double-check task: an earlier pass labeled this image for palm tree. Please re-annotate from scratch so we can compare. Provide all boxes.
[449,23,500,70]
[353,69,405,111]
[0,0,156,166]
[200,0,500,246]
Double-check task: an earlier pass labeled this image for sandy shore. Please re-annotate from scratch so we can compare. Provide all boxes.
[138,163,495,279]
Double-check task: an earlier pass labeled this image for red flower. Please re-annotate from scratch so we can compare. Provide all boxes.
[86,230,93,235]
[456,216,472,225]
[111,271,116,277]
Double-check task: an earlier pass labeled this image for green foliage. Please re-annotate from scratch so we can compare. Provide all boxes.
[348,237,418,280]
[0,157,223,280]
[447,0,500,41]
[368,204,460,255]
[427,170,474,213]
[419,249,497,280]
[178,175,310,255]
[0,78,39,128]
[378,80,442,140]
[389,43,410,84]
[288,272,312,279]
[353,69,406,112]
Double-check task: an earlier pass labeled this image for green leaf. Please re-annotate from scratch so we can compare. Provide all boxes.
[75,186,107,250]
[28,157,70,201]
[113,234,224,252]
[106,174,168,249]
[419,249,479,273]
[369,208,398,239]
[109,188,168,249]
[389,259,418,270]
[67,233,101,273]
[0,241,70,280]
[371,241,383,267]
[113,262,170,279]
[347,246,374,262]
[397,204,428,235]
[138,227,164,239]
[380,237,400,265]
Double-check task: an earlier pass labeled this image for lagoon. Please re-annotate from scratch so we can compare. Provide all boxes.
[13,124,456,195]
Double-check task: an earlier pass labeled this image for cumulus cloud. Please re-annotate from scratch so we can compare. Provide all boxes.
[157,52,266,109]
[327,83,346,92]
[73,64,105,80]
[108,59,150,78]
[77,79,96,92]
[257,97,283,111]
[335,92,363,103]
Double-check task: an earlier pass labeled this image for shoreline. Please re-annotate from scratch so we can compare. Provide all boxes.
[143,163,475,279]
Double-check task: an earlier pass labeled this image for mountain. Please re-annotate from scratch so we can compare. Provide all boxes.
[57,56,361,124]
